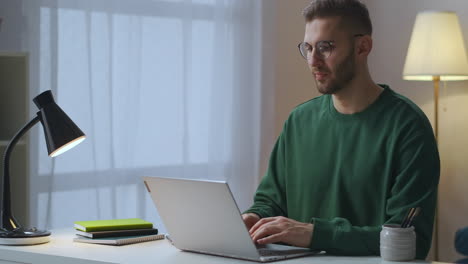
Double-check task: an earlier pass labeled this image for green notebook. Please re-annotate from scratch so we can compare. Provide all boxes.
[74,218,153,232]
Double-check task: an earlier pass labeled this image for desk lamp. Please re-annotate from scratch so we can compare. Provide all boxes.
[0,90,86,245]
[403,11,468,260]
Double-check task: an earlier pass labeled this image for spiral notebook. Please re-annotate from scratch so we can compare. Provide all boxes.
[73,234,165,246]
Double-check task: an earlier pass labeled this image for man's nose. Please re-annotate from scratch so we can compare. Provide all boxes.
[307,50,324,67]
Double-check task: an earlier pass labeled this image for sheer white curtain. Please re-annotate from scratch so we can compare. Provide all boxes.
[21,0,264,231]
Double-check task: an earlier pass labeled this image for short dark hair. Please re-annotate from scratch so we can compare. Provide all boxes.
[302,0,372,36]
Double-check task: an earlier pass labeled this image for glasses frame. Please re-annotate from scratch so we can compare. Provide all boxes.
[298,34,365,61]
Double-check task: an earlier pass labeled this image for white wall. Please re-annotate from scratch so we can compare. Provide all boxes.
[271,0,317,136]
[257,0,318,180]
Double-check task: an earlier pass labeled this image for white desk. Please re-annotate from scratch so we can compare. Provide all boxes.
[0,229,448,264]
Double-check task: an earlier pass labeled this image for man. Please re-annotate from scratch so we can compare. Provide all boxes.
[242,0,439,259]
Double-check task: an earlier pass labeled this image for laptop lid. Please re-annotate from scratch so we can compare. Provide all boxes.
[142,176,262,260]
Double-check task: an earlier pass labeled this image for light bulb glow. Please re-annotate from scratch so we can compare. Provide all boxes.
[49,136,86,157]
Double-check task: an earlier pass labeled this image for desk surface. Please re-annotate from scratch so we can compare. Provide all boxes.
[0,229,449,264]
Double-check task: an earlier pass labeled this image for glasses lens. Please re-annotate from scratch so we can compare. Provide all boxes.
[298,41,332,60]
[316,41,332,59]
[299,42,310,59]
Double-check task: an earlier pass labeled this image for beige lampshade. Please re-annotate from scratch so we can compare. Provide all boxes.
[403,11,468,81]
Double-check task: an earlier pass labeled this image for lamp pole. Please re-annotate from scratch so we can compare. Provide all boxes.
[1,116,40,230]
[433,76,440,142]
[432,75,440,261]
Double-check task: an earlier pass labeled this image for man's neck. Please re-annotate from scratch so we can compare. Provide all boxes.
[331,77,384,115]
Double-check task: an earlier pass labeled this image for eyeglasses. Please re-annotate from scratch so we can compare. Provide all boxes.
[297,34,364,60]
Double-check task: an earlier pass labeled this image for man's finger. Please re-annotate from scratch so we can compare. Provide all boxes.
[256,232,285,245]
[249,217,277,234]
[242,214,259,229]
[251,223,282,242]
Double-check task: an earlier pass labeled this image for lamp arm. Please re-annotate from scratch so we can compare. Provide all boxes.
[1,115,40,231]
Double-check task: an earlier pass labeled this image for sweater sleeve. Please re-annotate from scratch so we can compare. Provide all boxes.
[310,128,440,259]
[243,131,288,218]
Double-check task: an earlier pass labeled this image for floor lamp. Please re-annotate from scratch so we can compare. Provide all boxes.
[403,11,468,261]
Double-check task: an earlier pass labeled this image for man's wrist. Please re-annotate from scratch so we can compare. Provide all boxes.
[307,223,314,247]
[243,212,260,218]
[243,209,263,218]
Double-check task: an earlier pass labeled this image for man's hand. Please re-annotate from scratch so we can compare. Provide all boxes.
[249,216,313,248]
[242,213,261,230]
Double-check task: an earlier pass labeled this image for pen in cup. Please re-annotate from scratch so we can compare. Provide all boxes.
[401,208,414,228]
[401,207,421,228]
[405,207,421,228]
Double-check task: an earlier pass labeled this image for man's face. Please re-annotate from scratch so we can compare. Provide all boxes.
[303,17,357,94]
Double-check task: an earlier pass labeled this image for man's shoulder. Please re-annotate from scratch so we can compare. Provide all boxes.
[290,94,327,117]
[382,85,433,133]
[384,87,428,120]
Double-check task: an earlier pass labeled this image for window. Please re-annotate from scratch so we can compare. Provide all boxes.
[25,0,262,230]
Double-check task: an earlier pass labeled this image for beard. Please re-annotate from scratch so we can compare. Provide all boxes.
[314,49,356,95]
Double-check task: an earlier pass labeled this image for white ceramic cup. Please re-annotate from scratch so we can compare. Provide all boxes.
[380,224,416,261]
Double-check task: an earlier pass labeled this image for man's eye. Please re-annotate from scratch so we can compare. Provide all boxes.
[318,45,331,53]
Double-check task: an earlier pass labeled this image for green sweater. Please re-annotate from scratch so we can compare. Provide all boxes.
[244,85,439,259]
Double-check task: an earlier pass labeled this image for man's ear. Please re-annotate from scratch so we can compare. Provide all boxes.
[356,35,372,56]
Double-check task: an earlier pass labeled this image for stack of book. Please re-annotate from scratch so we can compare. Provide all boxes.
[73,218,165,245]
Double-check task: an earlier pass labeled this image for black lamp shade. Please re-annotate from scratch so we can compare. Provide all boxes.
[33,90,85,157]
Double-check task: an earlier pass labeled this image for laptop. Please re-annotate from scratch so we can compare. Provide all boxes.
[142,176,317,262]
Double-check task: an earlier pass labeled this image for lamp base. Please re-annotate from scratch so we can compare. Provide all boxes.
[0,227,51,245]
